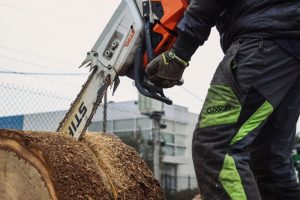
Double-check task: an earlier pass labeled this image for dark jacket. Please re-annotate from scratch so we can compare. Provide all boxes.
[173,0,300,60]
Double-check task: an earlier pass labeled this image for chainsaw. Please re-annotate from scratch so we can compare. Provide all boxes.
[57,0,188,140]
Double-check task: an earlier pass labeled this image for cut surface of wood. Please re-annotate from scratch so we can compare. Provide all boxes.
[0,148,52,200]
[0,129,165,200]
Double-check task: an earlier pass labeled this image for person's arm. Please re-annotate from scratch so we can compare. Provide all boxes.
[173,0,229,60]
[146,0,232,88]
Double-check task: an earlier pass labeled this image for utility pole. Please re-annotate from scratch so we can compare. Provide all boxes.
[137,93,165,182]
[150,111,164,182]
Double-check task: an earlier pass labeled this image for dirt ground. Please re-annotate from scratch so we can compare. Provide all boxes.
[0,129,165,200]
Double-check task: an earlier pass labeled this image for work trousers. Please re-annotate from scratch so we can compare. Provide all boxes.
[193,38,300,200]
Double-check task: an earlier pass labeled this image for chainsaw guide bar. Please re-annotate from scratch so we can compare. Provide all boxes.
[57,66,116,140]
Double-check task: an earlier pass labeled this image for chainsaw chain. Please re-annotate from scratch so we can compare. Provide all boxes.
[79,76,110,140]
[57,67,110,140]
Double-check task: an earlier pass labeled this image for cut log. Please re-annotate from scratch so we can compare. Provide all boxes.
[0,129,165,200]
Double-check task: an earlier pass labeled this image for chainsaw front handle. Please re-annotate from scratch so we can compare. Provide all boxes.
[134,46,173,105]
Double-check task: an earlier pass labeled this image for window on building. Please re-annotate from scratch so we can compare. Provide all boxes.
[164,133,175,144]
[162,133,187,157]
[161,163,177,191]
[164,145,175,156]
[176,147,186,156]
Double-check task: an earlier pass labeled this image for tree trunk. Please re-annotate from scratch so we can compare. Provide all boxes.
[0,129,165,200]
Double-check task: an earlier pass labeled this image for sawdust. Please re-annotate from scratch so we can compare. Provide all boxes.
[83,133,165,200]
[0,129,165,200]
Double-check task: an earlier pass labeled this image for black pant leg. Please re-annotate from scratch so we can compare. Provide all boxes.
[251,76,300,200]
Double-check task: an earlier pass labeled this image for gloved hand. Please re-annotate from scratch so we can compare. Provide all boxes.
[145,50,189,88]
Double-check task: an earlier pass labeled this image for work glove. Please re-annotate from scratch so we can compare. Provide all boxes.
[145,50,189,88]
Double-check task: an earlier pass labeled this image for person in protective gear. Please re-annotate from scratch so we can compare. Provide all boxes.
[146,0,300,199]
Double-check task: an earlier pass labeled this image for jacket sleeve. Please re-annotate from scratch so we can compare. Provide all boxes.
[173,0,229,60]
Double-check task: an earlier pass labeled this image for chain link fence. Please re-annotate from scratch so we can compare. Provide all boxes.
[0,82,198,198]
[161,174,198,192]
[0,82,70,131]
[162,174,199,200]
[0,82,144,132]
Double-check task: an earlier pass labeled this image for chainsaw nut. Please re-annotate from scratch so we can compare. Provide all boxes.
[104,50,113,58]
[111,41,119,49]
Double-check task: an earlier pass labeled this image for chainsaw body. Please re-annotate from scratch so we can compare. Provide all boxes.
[58,0,188,139]
[80,0,188,103]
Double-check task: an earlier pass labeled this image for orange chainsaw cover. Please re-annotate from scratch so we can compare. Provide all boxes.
[143,0,188,67]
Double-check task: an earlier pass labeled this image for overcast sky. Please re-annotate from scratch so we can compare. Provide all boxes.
[0,0,225,115]
[1,0,299,132]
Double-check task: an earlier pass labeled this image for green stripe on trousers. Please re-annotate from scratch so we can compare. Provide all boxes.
[219,154,247,200]
[219,101,273,200]
[230,101,273,145]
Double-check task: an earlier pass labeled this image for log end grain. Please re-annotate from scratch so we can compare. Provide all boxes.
[0,129,165,200]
